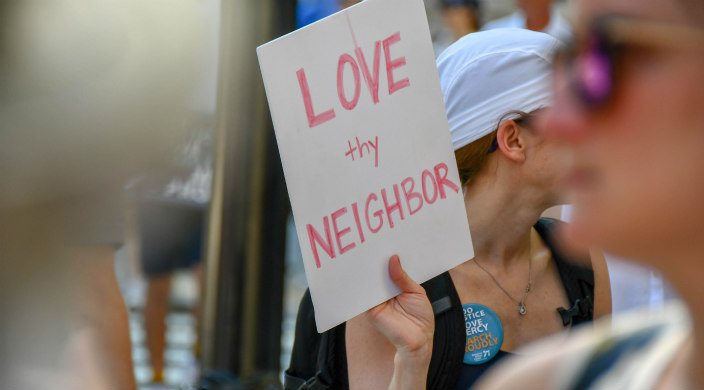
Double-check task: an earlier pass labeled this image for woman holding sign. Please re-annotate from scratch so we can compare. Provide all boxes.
[345,28,611,389]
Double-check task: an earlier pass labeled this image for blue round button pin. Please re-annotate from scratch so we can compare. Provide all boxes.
[462,303,504,365]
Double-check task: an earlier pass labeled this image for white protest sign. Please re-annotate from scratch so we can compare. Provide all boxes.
[257,0,473,332]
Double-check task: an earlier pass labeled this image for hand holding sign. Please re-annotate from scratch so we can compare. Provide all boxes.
[367,255,434,355]
[367,255,434,390]
[257,0,473,332]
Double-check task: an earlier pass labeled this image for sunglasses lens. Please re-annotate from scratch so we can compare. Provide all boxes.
[574,39,613,106]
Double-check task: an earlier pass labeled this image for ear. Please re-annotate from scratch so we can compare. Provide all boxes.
[496,119,526,163]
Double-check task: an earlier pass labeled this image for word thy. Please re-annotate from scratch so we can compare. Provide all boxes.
[345,136,379,167]
[297,31,410,128]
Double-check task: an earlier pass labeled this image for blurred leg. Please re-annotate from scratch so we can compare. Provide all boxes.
[72,246,137,389]
[192,264,203,359]
[144,274,171,383]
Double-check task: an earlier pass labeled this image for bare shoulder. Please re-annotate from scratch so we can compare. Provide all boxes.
[539,216,612,317]
[346,313,397,389]
[590,248,612,317]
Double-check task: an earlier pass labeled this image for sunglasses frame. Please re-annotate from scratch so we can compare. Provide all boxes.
[557,14,704,109]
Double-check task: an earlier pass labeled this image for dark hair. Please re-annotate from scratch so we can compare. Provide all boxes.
[442,0,480,9]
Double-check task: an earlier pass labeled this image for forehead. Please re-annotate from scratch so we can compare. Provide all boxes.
[574,0,691,29]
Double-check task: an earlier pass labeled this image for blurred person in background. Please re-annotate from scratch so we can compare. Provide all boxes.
[296,0,340,28]
[481,0,572,44]
[365,0,704,388]
[434,0,481,56]
[296,0,362,29]
[0,1,203,388]
[135,193,206,384]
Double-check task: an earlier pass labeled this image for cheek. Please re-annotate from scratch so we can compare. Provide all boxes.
[529,139,570,195]
[544,143,570,187]
[614,50,704,132]
[589,153,704,261]
[568,56,704,257]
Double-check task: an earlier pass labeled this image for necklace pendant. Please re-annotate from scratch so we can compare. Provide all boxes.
[519,303,527,315]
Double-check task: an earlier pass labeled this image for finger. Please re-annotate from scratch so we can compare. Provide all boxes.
[388,255,424,295]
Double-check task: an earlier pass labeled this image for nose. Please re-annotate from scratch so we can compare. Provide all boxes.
[539,67,592,143]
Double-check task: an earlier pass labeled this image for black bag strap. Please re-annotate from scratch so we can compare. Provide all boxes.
[285,289,322,390]
[284,289,346,390]
[534,218,595,326]
[285,272,465,390]
[421,272,465,390]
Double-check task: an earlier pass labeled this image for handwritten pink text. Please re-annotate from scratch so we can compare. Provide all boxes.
[306,162,460,268]
[345,136,379,167]
[297,31,411,128]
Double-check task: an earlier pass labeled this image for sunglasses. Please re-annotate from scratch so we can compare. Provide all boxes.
[555,14,704,109]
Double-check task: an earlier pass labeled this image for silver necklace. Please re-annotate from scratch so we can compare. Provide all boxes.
[474,234,533,315]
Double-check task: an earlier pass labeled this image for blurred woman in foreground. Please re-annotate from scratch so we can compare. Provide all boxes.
[370,0,704,388]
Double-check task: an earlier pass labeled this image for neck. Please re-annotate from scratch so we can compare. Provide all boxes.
[522,6,551,32]
[462,166,547,269]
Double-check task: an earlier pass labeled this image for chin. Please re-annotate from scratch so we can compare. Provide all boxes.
[567,204,662,266]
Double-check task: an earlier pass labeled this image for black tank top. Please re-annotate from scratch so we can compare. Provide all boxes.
[451,218,595,389]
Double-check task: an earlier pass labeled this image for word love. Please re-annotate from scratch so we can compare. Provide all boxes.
[345,136,379,167]
[306,162,460,268]
[464,306,489,335]
[296,31,410,128]
[466,318,489,335]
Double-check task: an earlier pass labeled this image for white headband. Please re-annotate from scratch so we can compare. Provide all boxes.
[437,28,562,150]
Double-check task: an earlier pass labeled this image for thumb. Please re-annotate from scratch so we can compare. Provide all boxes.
[388,255,424,295]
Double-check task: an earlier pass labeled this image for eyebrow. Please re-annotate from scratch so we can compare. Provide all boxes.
[600,16,704,50]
